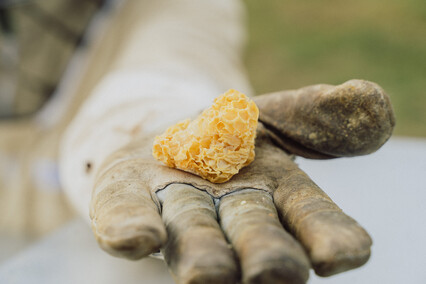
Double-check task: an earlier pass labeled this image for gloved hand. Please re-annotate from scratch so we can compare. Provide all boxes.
[90,79,394,284]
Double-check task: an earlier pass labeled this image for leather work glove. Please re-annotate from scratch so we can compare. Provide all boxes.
[90,79,395,284]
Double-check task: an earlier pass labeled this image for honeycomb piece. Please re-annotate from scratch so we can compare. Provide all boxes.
[152,89,259,183]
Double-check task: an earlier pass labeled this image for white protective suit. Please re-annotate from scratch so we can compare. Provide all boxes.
[60,0,252,221]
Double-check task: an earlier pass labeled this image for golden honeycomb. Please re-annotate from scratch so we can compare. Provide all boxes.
[152,89,259,183]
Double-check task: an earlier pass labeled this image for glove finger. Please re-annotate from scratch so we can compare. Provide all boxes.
[274,169,372,276]
[160,184,239,284]
[255,79,395,158]
[90,159,167,260]
[219,189,310,284]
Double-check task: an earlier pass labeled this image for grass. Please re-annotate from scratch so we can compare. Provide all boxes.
[244,0,426,137]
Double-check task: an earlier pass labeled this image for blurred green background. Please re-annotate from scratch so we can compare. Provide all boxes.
[244,0,426,137]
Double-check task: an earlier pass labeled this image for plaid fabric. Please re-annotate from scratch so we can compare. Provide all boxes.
[0,0,103,117]
[0,0,103,242]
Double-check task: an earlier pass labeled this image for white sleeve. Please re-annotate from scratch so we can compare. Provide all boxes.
[59,0,252,221]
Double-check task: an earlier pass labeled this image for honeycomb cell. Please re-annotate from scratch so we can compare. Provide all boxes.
[152,89,259,183]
